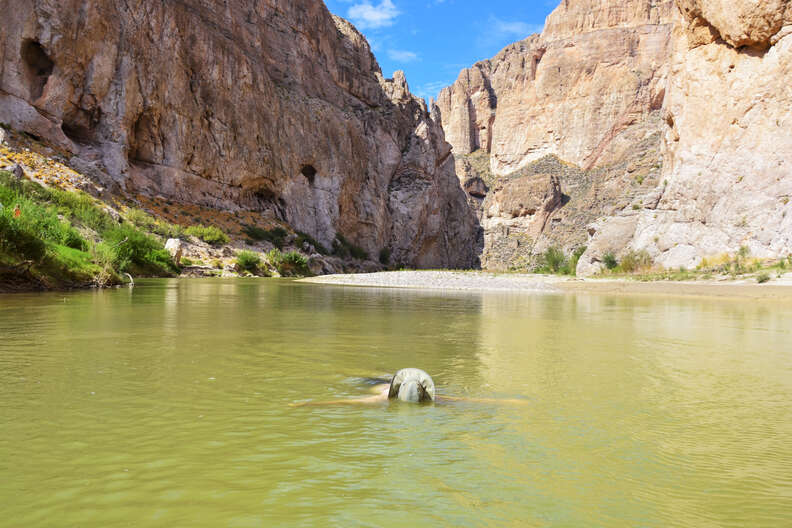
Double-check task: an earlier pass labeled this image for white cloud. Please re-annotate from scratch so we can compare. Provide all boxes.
[414,79,453,101]
[347,0,400,30]
[477,16,544,48]
[388,49,419,62]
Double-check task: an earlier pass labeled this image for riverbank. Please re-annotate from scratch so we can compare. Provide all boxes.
[300,270,792,300]
[0,128,381,293]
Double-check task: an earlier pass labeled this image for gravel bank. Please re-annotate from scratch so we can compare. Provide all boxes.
[300,271,792,300]
[300,271,562,293]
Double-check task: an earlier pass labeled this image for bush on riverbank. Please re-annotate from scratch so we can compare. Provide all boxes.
[235,250,261,273]
[267,249,310,276]
[534,246,587,276]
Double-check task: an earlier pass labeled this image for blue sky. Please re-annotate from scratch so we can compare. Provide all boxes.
[323,0,558,101]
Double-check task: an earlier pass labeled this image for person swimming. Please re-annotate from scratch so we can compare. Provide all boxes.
[291,368,527,407]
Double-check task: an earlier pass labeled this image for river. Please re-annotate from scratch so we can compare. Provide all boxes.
[1,278,791,527]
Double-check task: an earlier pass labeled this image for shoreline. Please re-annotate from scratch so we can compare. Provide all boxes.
[299,270,792,301]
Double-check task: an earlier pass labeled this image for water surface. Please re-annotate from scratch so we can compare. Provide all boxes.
[1,279,791,527]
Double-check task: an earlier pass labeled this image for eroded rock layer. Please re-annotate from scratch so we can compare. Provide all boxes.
[436,0,792,274]
[0,0,479,269]
[434,0,674,270]
[579,0,792,274]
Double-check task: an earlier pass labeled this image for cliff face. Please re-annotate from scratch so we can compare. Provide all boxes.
[435,0,792,274]
[0,0,479,269]
[580,0,792,274]
[434,0,675,270]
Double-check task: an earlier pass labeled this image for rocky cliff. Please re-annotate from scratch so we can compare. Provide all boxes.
[434,0,675,270]
[435,0,792,274]
[0,0,479,269]
[580,0,792,274]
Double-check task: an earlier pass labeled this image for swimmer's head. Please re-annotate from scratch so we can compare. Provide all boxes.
[388,368,435,403]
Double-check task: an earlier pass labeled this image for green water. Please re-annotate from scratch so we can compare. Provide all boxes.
[1,279,791,527]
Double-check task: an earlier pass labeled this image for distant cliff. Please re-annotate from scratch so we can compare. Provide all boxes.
[434,0,792,274]
[0,0,480,269]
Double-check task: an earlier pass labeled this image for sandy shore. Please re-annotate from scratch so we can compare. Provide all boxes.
[300,270,792,300]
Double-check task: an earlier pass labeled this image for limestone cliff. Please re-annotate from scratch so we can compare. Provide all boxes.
[580,0,792,274]
[434,0,675,270]
[0,0,479,269]
[435,0,792,274]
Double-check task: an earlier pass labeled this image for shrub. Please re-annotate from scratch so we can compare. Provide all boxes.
[267,249,309,276]
[242,224,289,249]
[539,246,568,274]
[103,224,175,275]
[619,250,653,273]
[603,252,619,270]
[757,272,771,284]
[235,250,261,273]
[185,224,229,246]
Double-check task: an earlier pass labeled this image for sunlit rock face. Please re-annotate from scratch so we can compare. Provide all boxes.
[578,0,792,275]
[435,0,792,274]
[434,0,675,270]
[0,0,479,269]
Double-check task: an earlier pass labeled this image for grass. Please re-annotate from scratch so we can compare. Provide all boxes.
[1,170,175,288]
[185,224,229,246]
[126,208,183,239]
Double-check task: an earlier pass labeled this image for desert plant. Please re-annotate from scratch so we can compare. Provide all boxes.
[757,272,771,284]
[602,252,619,270]
[185,224,229,246]
[619,250,653,273]
[539,246,567,273]
[235,250,261,273]
[267,249,309,276]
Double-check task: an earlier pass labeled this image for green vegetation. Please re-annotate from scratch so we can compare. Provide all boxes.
[296,231,328,254]
[618,250,653,273]
[537,246,567,274]
[126,208,183,238]
[333,234,368,260]
[235,250,262,274]
[602,252,619,270]
[757,272,771,284]
[267,249,310,277]
[534,246,587,276]
[185,224,229,246]
[1,170,176,289]
[242,224,288,249]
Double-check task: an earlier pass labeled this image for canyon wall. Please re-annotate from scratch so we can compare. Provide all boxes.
[0,0,479,269]
[435,0,792,273]
[434,0,676,270]
[580,0,792,274]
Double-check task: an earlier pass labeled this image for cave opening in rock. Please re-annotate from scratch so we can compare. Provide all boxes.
[301,164,317,184]
[21,40,54,100]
